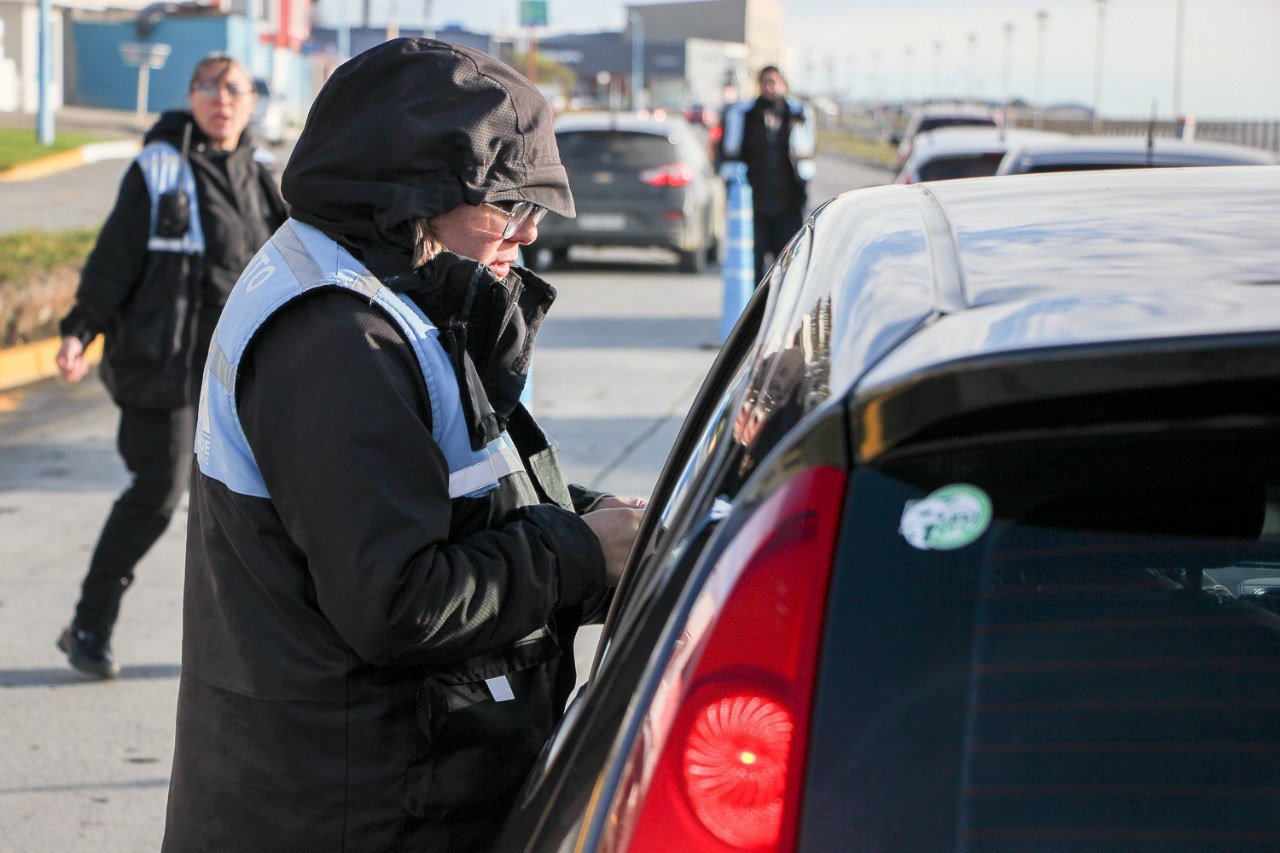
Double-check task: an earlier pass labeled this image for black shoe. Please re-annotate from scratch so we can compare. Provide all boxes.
[57,625,120,679]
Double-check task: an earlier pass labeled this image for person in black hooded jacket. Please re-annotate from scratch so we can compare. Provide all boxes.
[162,39,646,851]
[53,54,287,678]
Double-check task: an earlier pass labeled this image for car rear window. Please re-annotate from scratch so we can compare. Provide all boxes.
[556,131,678,169]
[804,420,1280,846]
[1023,161,1148,174]
[918,152,1006,182]
[918,117,996,134]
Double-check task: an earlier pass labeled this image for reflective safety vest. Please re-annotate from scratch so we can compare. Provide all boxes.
[195,218,525,500]
[719,96,818,182]
[136,141,206,254]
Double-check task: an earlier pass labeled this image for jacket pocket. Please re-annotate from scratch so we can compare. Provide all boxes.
[403,627,562,821]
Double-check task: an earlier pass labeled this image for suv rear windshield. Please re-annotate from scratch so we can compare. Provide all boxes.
[918,152,1006,181]
[917,117,996,134]
[556,131,678,169]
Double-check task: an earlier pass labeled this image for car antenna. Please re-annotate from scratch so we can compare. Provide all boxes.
[1146,99,1157,165]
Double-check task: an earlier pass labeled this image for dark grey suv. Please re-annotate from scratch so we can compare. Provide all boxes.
[499,166,1280,850]
[533,112,724,273]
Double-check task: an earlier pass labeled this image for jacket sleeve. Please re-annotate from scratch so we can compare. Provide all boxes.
[236,289,608,669]
[59,163,151,347]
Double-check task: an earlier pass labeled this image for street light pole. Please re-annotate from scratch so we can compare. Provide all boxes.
[966,32,978,101]
[932,40,942,100]
[628,12,644,111]
[37,0,54,146]
[1173,0,1186,117]
[1002,22,1015,106]
[1034,10,1049,128]
[903,45,913,106]
[1092,0,1107,131]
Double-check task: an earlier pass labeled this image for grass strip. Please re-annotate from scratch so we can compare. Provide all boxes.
[0,128,105,170]
[818,130,899,170]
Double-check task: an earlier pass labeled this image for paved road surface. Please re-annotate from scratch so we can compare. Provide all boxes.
[0,154,890,850]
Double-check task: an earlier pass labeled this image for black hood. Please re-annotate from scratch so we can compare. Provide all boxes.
[282,38,575,256]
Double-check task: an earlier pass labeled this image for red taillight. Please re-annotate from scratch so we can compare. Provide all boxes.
[640,161,695,187]
[602,465,847,853]
[684,695,792,847]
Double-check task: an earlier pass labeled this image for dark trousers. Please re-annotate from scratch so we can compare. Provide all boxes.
[752,205,805,284]
[73,403,195,635]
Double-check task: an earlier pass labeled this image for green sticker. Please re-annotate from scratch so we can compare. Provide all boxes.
[899,484,992,551]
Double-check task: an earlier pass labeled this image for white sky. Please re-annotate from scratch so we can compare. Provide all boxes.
[318,0,1280,119]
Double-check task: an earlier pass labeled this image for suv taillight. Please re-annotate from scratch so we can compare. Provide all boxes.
[601,465,847,852]
[640,162,695,187]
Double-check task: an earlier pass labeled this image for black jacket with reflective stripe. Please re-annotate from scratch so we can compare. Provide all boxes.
[163,286,609,851]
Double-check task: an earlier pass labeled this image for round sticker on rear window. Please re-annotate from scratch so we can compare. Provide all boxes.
[899,484,992,551]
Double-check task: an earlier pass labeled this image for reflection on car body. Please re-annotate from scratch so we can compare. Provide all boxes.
[500,167,1280,851]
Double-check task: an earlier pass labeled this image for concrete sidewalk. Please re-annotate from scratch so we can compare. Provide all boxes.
[0,256,720,851]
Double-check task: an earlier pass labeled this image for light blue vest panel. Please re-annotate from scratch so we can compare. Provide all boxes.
[135,141,206,254]
[194,219,523,500]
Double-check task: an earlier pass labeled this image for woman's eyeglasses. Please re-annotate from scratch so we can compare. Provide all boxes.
[482,200,548,240]
[192,83,253,100]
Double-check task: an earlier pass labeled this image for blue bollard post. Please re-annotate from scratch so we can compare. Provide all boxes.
[718,163,754,344]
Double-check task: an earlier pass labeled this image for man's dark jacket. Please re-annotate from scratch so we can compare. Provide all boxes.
[59,111,286,409]
[735,95,808,216]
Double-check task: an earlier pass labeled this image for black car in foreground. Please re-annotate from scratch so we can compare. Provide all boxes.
[532,112,724,273]
[499,167,1280,851]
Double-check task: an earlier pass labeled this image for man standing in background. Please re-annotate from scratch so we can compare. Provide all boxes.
[719,65,816,282]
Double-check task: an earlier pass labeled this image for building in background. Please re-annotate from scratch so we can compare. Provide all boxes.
[625,0,781,81]
[2,0,316,129]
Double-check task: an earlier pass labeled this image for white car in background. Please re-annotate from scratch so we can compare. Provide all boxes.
[892,103,1001,165]
[895,126,1067,184]
[251,77,285,146]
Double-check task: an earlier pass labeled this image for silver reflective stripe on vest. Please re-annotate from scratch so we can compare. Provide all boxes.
[448,440,523,498]
[271,217,328,285]
[206,337,236,391]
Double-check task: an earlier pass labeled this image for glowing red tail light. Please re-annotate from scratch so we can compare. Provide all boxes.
[640,161,696,187]
[602,465,847,852]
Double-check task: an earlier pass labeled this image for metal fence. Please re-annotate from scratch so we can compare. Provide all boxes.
[1006,116,1280,154]
[821,106,1280,157]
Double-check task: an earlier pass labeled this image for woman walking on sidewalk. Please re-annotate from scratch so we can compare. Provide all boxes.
[53,54,286,678]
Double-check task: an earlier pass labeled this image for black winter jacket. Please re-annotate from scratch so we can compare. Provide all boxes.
[59,111,286,409]
[163,261,611,851]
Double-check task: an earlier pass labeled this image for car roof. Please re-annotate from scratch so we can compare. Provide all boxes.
[908,127,1065,160]
[553,111,687,137]
[1000,135,1277,169]
[910,103,999,120]
[802,166,1280,398]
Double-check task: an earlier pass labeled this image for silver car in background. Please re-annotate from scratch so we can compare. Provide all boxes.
[532,112,725,274]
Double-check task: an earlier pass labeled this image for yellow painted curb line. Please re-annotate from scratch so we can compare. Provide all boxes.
[0,336,103,392]
[0,139,141,183]
[0,148,87,182]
